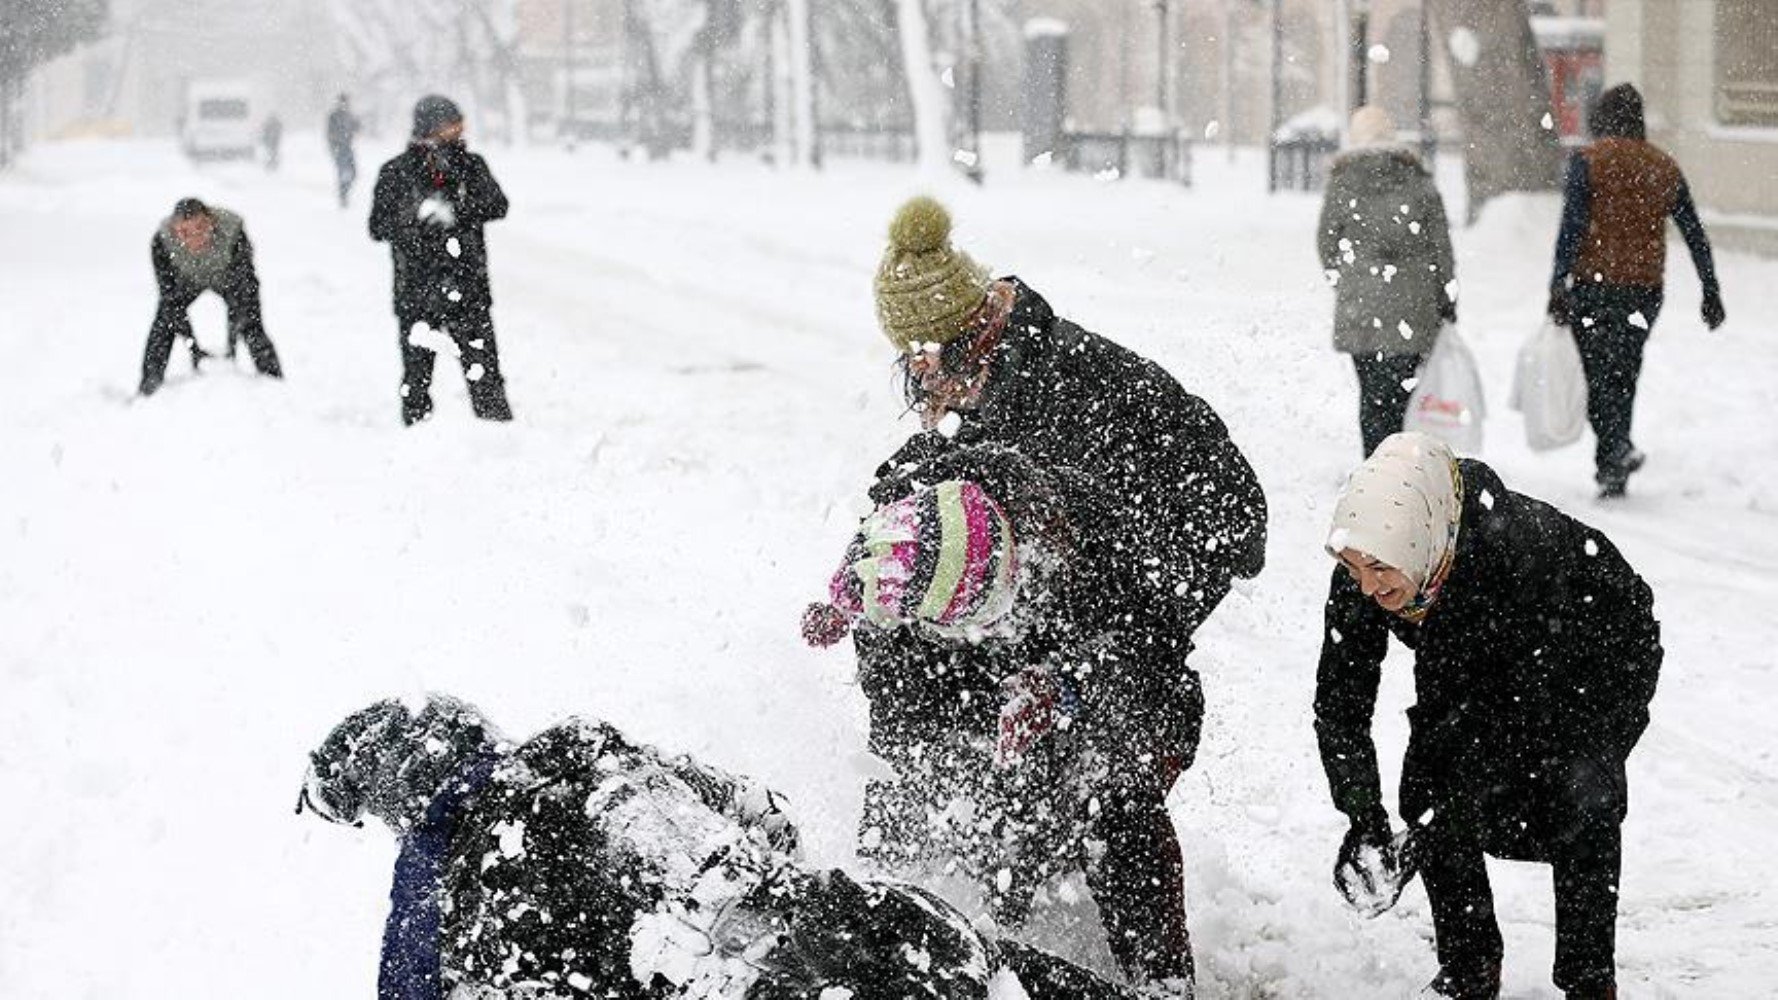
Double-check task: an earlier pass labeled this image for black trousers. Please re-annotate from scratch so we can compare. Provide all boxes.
[1352,352,1423,456]
[1572,284,1661,487]
[1418,757,1626,992]
[141,270,283,395]
[398,310,513,425]
[1086,759,1194,986]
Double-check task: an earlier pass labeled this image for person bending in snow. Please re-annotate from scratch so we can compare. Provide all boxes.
[370,95,512,426]
[802,445,1204,997]
[1314,432,1661,1000]
[298,693,1154,1000]
[139,197,284,396]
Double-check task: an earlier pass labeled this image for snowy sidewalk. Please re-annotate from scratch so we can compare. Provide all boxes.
[1,137,1775,998]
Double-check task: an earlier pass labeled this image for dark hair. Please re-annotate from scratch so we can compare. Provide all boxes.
[171,197,211,220]
[1589,83,1646,141]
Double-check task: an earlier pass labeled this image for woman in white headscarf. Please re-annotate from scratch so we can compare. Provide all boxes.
[1313,432,1661,1000]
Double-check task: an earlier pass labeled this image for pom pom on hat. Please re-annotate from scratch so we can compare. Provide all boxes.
[888,196,954,254]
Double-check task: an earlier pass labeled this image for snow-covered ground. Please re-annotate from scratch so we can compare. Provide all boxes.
[2,134,1775,999]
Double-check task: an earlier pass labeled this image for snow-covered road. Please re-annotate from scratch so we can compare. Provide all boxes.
[2,136,1775,998]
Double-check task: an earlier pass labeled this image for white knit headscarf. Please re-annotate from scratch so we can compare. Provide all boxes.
[1326,432,1461,588]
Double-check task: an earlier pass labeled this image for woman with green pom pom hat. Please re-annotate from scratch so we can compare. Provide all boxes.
[849,195,1272,994]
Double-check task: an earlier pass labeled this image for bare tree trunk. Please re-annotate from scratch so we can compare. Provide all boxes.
[893,0,951,176]
[1427,0,1562,223]
[785,0,816,168]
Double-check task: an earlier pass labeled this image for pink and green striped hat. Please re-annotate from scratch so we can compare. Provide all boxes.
[805,480,1020,645]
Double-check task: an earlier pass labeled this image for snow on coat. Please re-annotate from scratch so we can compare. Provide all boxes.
[1314,460,1661,854]
[1316,148,1456,358]
[369,142,509,322]
[300,696,1146,1000]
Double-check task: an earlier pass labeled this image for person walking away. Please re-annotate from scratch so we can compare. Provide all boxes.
[261,114,283,172]
[1315,432,1661,999]
[1548,82,1725,498]
[369,95,513,425]
[1317,106,1458,456]
[139,198,283,396]
[326,94,361,208]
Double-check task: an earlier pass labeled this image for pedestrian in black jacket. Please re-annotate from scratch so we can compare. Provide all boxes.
[139,197,283,396]
[1314,432,1660,1000]
[299,694,1152,1000]
[370,95,512,425]
[803,445,1205,995]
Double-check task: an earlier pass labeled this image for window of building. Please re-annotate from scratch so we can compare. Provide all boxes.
[1716,0,1778,126]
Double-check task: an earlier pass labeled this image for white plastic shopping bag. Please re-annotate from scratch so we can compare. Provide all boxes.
[1509,321,1588,451]
[1404,323,1486,454]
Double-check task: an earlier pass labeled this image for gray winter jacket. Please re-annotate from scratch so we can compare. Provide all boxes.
[1316,148,1456,357]
[155,207,245,291]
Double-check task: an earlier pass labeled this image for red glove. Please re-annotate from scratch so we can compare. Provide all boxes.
[801,602,854,648]
[995,667,1069,769]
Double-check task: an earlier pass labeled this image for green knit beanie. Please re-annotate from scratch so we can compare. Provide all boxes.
[874,196,991,353]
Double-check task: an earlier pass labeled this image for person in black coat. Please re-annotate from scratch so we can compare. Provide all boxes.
[139,197,283,396]
[370,95,513,425]
[803,445,1208,995]
[1314,432,1660,1000]
[298,694,1152,1000]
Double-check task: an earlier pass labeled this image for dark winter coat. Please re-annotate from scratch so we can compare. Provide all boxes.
[305,698,1141,1000]
[886,278,1268,624]
[859,445,1203,779]
[1316,148,1455,357]
[1314,460,1661,854]
[369,141,508,322]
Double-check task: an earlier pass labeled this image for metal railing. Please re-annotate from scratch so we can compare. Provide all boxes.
[1061,129,1193,184]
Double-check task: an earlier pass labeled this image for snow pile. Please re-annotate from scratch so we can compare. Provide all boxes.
[1,137,1776,998]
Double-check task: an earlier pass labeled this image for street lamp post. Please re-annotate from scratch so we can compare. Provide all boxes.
[1152,0,1171,115]
[562,0,576,148]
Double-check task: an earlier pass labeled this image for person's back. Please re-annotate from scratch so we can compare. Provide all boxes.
[1318,147,1454,354]
[1573,137,1683,289]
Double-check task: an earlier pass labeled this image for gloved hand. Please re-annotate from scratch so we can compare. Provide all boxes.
[800,602,853,648]
[994,666,1077,769]
[1547,284,1573,328]
[1333,809,1420,918]
[1438,296,1458,324]
[1702,287,1726,331]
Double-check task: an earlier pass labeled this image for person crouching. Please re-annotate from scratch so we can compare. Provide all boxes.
[139,197,283,396]
[1314,432,1661,999]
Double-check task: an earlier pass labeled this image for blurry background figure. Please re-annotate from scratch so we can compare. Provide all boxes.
[140,197,283,396]
[260,113,282,172]
[1317,106,1458,457]
[1548,82,1726,499]
[325,94,360,208]
[369,95,513,426]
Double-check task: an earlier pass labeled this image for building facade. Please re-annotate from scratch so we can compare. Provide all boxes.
[1606,0,1778,255]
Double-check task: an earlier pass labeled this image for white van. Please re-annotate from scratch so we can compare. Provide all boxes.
[181,80,257,161]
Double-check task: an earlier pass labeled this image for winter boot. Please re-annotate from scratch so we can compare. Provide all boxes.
[1563,987,1616,1000]
[1416,960,1501,1000]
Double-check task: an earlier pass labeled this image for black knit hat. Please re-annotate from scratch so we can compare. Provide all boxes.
[1590,83,1645,141]
[412,94,463,139]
